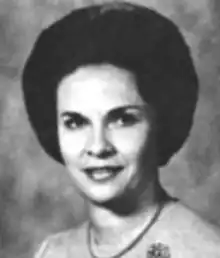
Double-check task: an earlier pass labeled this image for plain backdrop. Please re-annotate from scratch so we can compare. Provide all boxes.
[0,0,220,257]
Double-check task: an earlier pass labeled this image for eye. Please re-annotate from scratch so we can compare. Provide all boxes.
[61,113,88,130]
[112,113,140,127]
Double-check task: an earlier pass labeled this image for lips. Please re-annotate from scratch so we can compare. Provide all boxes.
[83,166,124,182]
[84,166,123,173]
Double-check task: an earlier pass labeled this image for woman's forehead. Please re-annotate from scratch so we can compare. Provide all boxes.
[57,64,145,113]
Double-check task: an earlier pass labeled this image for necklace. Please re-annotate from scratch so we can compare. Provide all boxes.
[87,201,165,258]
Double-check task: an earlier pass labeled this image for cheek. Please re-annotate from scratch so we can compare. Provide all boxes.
[111,125,150,162]
[58,128,87,163]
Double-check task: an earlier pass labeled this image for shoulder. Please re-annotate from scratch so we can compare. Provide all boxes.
[160,201,220,257]
[34,222,88,258]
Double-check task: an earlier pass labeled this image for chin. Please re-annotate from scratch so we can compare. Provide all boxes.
[85,186,140,215]
[92,190,122,204]
[71,167,134,204]
[82,184,126,205]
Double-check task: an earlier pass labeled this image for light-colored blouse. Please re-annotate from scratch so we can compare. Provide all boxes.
[34,201,220,258]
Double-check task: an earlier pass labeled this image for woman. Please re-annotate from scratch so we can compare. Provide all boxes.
[22,2,220,257]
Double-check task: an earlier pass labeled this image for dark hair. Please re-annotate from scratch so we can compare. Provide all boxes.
[22,2,199,166]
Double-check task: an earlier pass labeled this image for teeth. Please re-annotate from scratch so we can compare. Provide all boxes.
[91,170,113,180]
[85,167,123,181]
[84,167,123,182]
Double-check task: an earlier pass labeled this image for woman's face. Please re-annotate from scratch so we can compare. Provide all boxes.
[57,64,157,203]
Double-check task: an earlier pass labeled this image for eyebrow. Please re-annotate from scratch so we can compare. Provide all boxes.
[60,105,146,116]
[107,104,146,116]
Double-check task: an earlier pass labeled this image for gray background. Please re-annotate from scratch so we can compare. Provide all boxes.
[0,0,220,257]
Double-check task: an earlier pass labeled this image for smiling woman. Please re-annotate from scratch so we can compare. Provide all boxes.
[57,64,155,204]
[22,2,220,258]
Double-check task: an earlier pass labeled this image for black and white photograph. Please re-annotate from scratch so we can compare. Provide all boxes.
[1,0,220,257]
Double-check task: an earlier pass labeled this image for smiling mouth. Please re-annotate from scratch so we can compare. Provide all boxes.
[83,166,124,182]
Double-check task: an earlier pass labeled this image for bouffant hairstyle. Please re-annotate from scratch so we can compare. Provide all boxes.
[22,2,199,166]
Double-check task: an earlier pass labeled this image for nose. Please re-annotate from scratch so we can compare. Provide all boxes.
[86,126,115,158]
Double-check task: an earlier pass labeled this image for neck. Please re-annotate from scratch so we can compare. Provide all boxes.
[87,180,168,246]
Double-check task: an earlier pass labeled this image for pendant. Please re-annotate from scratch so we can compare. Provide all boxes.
[147,242,171,258]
